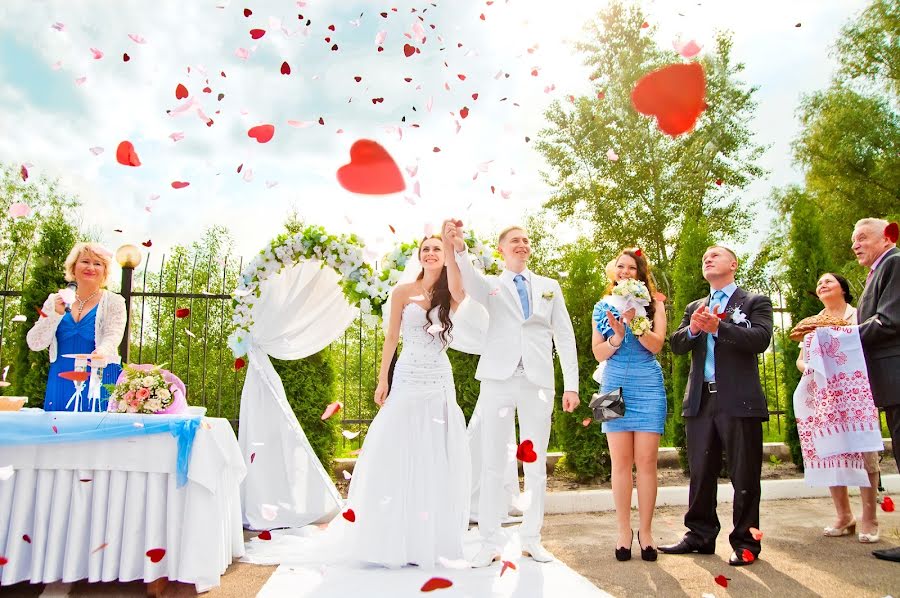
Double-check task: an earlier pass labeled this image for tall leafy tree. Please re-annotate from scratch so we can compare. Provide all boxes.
[834,0,900,98]
[535,1,765,297]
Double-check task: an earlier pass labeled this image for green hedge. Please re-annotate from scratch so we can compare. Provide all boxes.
[271,349,339,470]
[447,349,480,423]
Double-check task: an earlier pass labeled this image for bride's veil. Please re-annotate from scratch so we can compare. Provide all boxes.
[381,249,488,355]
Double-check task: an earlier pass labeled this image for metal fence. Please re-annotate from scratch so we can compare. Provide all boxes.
[0,243,820,446]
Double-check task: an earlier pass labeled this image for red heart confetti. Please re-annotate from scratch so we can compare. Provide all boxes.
[59,371,90,382]
[115,141,141,167]
[234,358,246,370]
[420,577,453,592]
[52,426,58,434]
[0,556,7,566]
[249,28,266,39]
[92,543,109,554]
[631,63,706,137]
[243,8,252,17]
[171,181,190,189]
[715,178,723,186]
[634,248,643,257]
[516,440,537,463]
[79,478,92,482]
[175,83,188,99]
[250,452,256,463]
[22,535,31,544]
[500,561,517,577]
[175,308,190,318]
[640,21,649,29]
[741,549,755,563]
[460,107,469,119]
[354,76,362,82]
[882,496,895,512]
[258,530,272,541]
[123,53,130,62]
[403,43,416,57]
[342,509,356,522]
[145,548,166,563]
[248,124,275,143]
[714,574,729,588]
[337,139,405,195]
[321,401,342,420]
[142,240,152,247]
[281,61,291,75]
[885,223,899,243]
[749,527,763,541]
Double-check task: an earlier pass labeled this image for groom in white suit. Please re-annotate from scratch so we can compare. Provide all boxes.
[443,221,579,566]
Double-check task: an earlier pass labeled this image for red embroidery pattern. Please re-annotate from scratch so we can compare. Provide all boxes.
[810,370,879,438]
[797,416,867,468]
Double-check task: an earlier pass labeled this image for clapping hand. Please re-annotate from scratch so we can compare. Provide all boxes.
[606,310,626,346]
[690,304,721,335]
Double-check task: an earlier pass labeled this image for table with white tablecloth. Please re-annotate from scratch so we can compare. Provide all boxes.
[0,413,246,593]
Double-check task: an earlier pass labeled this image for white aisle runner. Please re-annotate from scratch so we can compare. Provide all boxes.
[253,529,611,598]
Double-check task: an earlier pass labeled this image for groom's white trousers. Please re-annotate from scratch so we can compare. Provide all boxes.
[478,374,554,548]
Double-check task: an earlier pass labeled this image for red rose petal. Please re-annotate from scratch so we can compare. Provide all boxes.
[234,358,246,371]
[403,43,416,57]
[460,106,469,119]
[22,535,31,543]
[250,452,256,463]
[202,86,212,93]
[472,93,479,100]
[457,74,466,81]
[421,577,453,592]
[175,83,188,99]
[321,401,342,420]
[641,21,649,29]
[885,223,899,243]
[115,141,141,167]
[249,28,266,39]
[715,178,723,186]
[123,53,130,62]
[500,560,517,576]
[0,556,7,566]
[354,76,362,82]
[336,139,405,195]
[59,371,90,382]
[52,425,58,434]
[342,508,356,522]
[631,63,706,137]
[258,530,272,541]
[248,124,275,143]
[714,574,729,588]
[243,8,252,17]
[142,240,152,247]
[749,527,763,541]
[281,61,291,75]
[516,440,537,463]
[175,308,190,318]
[171,181,190,189]
[145,548,166,563]
[741,549,755,563]
[881,496,895,512]
[91,543,109,554]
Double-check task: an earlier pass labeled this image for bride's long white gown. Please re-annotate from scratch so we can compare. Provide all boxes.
[346,302,471,567]
[244,302,471,569]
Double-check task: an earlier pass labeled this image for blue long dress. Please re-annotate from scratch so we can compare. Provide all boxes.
[44,305,122,412]
[593,300,667,434]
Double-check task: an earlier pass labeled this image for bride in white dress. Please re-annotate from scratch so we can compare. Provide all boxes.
[342,235,471,568]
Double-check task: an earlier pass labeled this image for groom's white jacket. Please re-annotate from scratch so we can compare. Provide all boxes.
[455,249,579,392]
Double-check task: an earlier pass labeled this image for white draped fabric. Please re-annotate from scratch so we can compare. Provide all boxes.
[239,259,357,530]
[0,417,245,593]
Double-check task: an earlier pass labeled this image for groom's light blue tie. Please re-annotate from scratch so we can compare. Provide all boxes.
[513,274,531,318]
[704,290,727,381]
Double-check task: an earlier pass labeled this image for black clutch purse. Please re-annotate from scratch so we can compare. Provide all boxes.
[589,387,625,422]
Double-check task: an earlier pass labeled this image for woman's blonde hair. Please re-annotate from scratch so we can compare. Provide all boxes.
[64,242,113,288]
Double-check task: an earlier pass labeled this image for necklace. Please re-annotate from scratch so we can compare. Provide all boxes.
[75,290,99,318]
[419,283,434,302]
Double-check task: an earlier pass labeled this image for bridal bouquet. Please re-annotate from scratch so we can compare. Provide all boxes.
[107,364,182,414]
[607,279,652,336]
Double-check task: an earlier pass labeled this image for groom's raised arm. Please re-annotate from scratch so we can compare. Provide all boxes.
[451,246,492,306]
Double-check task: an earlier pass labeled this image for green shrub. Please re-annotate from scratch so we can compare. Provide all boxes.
[447,349,480,423]
[271,349,339,470]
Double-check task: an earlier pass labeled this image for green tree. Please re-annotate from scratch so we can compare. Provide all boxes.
[535,1,765,297]
[834,0,900,98]
[7,209,78,400]
[667,214,713,470]
[781,187,831,470]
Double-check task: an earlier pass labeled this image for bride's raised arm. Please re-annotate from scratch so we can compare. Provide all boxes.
[442,227,466,305]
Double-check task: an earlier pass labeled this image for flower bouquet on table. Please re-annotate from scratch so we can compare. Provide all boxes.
[106,364,188,414]
[606,278,652,336]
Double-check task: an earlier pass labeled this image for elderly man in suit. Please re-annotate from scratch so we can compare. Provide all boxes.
[660,246,773,566]
[852,218,900,563]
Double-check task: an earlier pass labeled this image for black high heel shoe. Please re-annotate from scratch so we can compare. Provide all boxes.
[638,531,658,562]
[615,530,633,562]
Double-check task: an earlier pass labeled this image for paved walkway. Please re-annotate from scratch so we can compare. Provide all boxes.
[3,497,897,597]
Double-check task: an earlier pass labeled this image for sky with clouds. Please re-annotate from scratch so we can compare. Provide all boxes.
[0,0,869,269]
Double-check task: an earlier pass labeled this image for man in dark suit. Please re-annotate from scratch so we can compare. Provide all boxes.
[852,218,900,563]
[660,246,773,566]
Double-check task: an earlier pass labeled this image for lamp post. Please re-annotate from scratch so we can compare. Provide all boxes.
[116,245,142,364]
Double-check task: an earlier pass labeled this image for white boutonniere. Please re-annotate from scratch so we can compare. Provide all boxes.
[542,291,555,300]
[730,306,750,327]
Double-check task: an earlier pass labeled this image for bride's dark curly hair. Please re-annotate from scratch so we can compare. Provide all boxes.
[416,235,454,348]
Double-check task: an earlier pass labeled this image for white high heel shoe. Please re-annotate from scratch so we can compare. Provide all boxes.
[858,525,880,544]
[823,519,856,537]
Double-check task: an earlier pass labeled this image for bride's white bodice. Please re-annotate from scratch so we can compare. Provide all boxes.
[394,303,452,380]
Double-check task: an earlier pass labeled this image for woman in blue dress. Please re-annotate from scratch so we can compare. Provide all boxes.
[592,248,667,562]
[27,243,126,411]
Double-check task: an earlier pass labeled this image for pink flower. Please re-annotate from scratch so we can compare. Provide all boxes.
[136,387,151,400]
[124,391,135,401]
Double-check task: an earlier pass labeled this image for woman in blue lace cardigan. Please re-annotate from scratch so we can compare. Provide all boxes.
[592,249,667,562]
